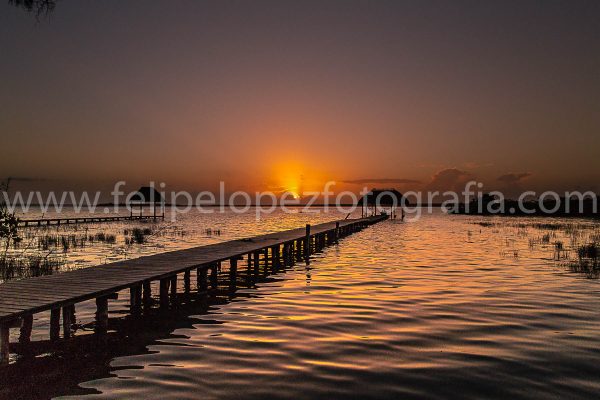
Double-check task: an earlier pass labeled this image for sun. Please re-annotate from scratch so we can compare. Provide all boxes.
[282,175,301,199]
[272,161,304,199]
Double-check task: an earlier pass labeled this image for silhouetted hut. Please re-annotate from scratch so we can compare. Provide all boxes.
[128,186,165,220]
[359,188,408,219]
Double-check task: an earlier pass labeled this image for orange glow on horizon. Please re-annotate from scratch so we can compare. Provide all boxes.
[269,160,304,199]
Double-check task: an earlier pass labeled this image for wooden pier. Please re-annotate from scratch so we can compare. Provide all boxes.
[0,215,386,365]
[18,214,162,228]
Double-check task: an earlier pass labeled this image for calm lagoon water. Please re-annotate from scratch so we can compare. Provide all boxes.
[2,210,600,399]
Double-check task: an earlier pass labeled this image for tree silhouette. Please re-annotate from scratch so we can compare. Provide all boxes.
[8,0,56,16]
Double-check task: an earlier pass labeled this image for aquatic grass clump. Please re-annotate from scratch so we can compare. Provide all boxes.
[93,232,116,244]
[60,235,70,252]
[553,241,567,260]
[38,234,58,250]
[124,227,154,245]
[531,223,563,231]
[577,243,598,263]
[528,231,557,248]
[38,230,117,252]
[38,233,87,252]
[0,253,65,281]
[567,242,599,278]
[541,233,551,244]
[473,221,495,228]
[132,228,147,244]
[204,228,221,236]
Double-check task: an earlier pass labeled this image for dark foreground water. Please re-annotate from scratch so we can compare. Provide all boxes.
[1,212,600,399]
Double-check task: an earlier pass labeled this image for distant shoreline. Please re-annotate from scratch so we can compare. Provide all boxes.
[448,198,599,219]
[19,203,451,208]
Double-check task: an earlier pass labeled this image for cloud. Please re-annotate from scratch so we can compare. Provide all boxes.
[497,172,532,184]
[424,168,473,192]
[341,178,421,185]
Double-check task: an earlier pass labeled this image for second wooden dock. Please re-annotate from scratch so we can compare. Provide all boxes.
[18,214,162,228]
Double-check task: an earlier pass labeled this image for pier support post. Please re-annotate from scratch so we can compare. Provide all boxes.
[95,297,109,333]
[170,275,178,298]
[143,281,152,305]
[69,304,76,325]
[271,245,280,269]
[50,308,60,341]
[62,305,72,339]
[253,252,260,274]
[296,239,303,261]
[283,243,289,266]
[160,278,170,307]
[229,258,238,290]
[276,245,281,268]
[244,254,252,283]
[19,314,33,345]
[289,243,295,265]
[198,267,208,291]
[210,264,218,289]
[263,248,269,270]
[305,224,311,259]
[130,285,142,313]
[335,222,340,242]
[0,325,9,365]
[184,270,191,293]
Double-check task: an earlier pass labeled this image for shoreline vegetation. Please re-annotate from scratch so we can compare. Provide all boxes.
[453,196,599,276]
[472,219,599,278]
[449,194,599,219]
[0,223,174,282]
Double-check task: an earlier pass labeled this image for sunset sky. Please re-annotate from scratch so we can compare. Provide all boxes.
[1,1,599,197]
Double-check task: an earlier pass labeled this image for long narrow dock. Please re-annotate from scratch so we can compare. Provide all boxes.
[0,215,386,364]
[18,214,162,228]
